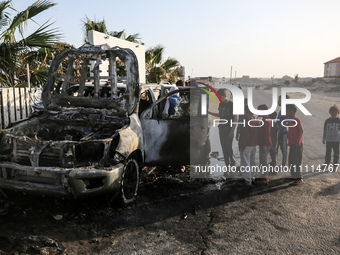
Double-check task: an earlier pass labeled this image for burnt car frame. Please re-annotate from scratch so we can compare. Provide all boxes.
[0,44,209,202]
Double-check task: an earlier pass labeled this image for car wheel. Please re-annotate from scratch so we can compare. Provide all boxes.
[120,158,140,203]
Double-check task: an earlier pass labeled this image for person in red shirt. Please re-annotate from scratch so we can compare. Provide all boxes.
[286,104,304,185]
[257,104,272,184]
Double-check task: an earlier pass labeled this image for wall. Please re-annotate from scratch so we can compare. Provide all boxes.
[88,30,146,84]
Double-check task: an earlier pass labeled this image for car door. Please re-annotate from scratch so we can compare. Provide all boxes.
[140,87,209,166]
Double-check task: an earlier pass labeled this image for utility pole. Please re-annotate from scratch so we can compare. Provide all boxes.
[27,64,30,90]
[230,66,232,84]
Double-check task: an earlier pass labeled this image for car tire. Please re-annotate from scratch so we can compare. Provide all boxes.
[120,158,140,204]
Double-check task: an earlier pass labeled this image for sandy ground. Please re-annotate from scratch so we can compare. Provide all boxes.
[0,83,339,254]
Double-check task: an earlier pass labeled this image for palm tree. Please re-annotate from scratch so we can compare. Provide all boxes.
[0,0,61,87]
[109,30,142,44]
[145,45,183,84]
[16,42,72,87]
[161,57,183,84]
[83,16,108,43]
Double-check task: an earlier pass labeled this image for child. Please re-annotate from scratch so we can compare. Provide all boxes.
[239,106,259,186]
[277,95,289,166]
[322,105,340,166]
[286,104,304,185]
[257,104,272,184]
[269,111,278,167]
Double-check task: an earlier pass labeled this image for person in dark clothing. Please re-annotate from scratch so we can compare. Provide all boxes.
[257,104,272,184]
[269,111,278,168]
[322,104,340,165]
[236,98,248,152]
[277,95,289,166]
[209,89,237,167]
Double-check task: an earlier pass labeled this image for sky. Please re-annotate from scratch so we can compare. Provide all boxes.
[10,0,340,79]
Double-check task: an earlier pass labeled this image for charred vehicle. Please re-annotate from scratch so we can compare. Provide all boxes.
[0,44,209,202]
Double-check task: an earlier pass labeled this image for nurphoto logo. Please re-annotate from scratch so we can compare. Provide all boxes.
[200,85,311,116]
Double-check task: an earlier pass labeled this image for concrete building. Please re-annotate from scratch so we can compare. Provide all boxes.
[324,57,340,78]
[88,30,146,84]
[241,76,250,82]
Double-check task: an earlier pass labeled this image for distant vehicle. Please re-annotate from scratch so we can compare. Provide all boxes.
[0,44,209,203]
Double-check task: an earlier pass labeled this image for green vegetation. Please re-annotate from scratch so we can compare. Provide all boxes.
[0,2,183,88]
[0,0,64,87]
[145,45,183,84]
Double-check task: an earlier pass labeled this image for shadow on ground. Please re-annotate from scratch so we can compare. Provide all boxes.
[0,176,297,254]
[316,181,340,196]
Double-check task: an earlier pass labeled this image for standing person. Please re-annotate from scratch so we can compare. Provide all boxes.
[209,89,237,167]
[162,86,179,118]
[322,105,340,166]
[269,111,278,168]
[277,95,289,166]
[257,104,272,184]
[176,79,185,87]
[172,80,191,118]
[236,98,248,152]
[286,104,304,185]
[239,105,259,186]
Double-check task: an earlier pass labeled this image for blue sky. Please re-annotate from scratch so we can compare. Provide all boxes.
[11,0,340,78]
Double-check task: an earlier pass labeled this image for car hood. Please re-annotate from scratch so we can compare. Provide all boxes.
[42,44,139,116]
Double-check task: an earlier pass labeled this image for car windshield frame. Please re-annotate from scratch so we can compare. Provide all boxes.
[42,44,140,115]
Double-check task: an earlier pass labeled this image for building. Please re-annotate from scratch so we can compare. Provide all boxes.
[282,75,292,80]
[193,76,222,85]
[324,57,340,78]
[240,76,250,83]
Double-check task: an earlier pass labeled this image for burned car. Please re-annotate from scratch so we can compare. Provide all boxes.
[0,44,209,202]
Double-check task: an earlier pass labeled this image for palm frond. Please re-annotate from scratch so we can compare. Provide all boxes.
[0,41,21,68]
[145,45,182,84]
[0,0,12,32]
[0,1,60,87]
[145,44,164,69]
[162,57,180,71]
[125,33,141,43]
[18,21,61,48]
[152,45,164,65]
[83,16,107,42]
[3,0,56,43]
[109,29,125,39]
